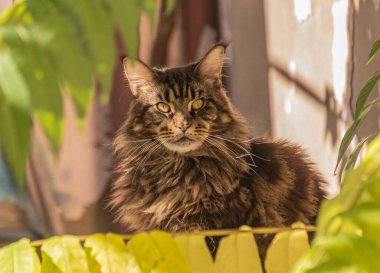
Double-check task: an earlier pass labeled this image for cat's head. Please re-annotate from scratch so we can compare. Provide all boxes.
[122,45,244,154]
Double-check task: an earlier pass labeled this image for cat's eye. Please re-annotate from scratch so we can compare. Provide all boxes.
[191,99,204,110]
[156,102,171,113]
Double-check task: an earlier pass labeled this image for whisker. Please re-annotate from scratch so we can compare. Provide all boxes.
[208,132,259,143]
[246,163,263,179]
[208,134,256,166]
[119,138,156,143]
[205,138,240,164]
[123,138,156,153]
[205,138,261,178]
[125,139,158,164]
[209,133,271,162]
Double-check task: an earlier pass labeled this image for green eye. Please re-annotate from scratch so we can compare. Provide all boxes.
[157,102,170,113]
[191,99,204,110]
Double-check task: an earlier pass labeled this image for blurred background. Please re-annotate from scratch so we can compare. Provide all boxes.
[0,0,379,245]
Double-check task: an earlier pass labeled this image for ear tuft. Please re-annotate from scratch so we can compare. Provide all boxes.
[196,45,225,80]
[122,57,154,96]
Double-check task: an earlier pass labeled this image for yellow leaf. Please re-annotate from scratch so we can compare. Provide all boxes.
[41,236,89,273]
[84,233,130,273]
[214,229,263,273]
[265,223,310,273]
[0,238,40,273]
[175,234,214,273]
[127,231,191,273]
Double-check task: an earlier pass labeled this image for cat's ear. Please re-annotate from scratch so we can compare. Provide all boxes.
[195,44,225,82]
[122,57,155,97]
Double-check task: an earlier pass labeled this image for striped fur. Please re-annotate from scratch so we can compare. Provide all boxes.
[110,45,326,258]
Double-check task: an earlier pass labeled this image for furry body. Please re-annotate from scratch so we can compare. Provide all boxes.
[110,45,326,256]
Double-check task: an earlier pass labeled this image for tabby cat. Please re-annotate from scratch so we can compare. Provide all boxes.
[110,45,326,257]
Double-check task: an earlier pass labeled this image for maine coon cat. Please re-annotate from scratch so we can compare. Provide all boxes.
[110,45,326,257]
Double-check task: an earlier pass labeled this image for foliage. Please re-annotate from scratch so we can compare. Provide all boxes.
[293,134,380,273]
[265,223,310,273]
[214,227,263,273]
[0,226,314,273]
[0,238,40,273]
[291,37,380,272]
[335,37,380,177]
[0,0,176,189]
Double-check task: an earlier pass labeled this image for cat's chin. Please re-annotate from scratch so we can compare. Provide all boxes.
[162,139,203,154]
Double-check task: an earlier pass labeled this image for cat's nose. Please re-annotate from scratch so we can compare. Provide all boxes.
[177,120,191,132]
[173,113,192,132]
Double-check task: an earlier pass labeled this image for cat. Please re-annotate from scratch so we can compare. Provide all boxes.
[110,44,326,258]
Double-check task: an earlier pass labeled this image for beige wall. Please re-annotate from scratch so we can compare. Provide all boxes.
[231,0,380,195]
[230,0,365,195]
[351,0,380,139]
[266,0,347,195]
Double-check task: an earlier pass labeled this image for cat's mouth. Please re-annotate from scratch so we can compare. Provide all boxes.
[173,136,193,145]
[161,135,204,153]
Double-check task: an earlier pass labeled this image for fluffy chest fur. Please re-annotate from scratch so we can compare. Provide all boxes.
[111,144,253,232]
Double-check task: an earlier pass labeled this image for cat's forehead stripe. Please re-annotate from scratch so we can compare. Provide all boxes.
[161,75,198,102]
[163,89,170,102]
[185,81,189,98]
[190,84,195,99]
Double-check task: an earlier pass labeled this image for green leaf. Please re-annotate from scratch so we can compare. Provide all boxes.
[301,262,355,273]
[41,236,89,273]
[1,25,64,150]
[316,173,366,237]
[214,228,263,273]
[366,175,380,203]
[107,0,140,59]
[175,234,214,273]
[0,1,30,25]
[339,203,380,248]
[127,231,191,273]
[1,25,62,117]
[335,96,380,172]
[354,70,380,119]
[341,129,380,180]
[0,52,31,112]
[265,223,310,273]
[295,135,380,272]
[164,0,177,16]
[0,90,31,189]
[60,0,115,102]
[367,38,380,64]
[0,52,32,188]
[84,233,130,273]
[313,234,380,272]
[0,238,40,273]
[290,247,325,273]
[27,0,94,118]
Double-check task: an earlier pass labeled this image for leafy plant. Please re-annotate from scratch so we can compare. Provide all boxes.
[335,37,380,177]
[0,225,314,273]
[290,37,380,272]
[293,134,380,272]
[0,0,174,189]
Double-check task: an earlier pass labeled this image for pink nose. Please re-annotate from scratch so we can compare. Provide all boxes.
[173,113,192,132]
[177,120,191,132]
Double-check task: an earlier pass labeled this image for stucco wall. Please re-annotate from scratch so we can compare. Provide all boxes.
[231,0,360,195]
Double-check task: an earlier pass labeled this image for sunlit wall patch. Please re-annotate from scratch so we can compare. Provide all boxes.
[331,0,349,104]
[293,0,312,23]
[285,60,297,116]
